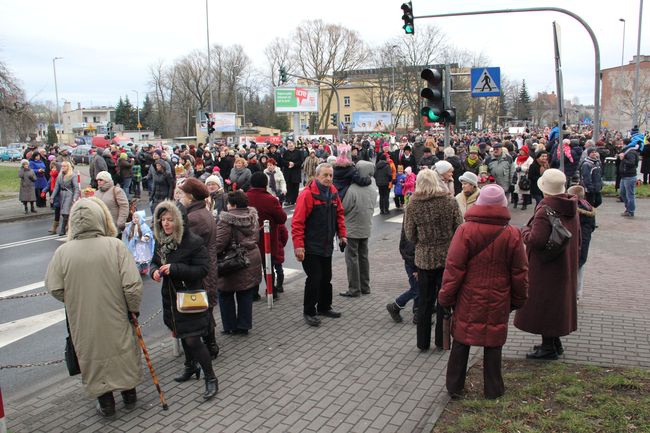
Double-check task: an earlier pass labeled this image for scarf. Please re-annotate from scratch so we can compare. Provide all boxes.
[516,146,530,165]
[465,156,479,167]
[316,180,333,202]
[158,233,178,265]
[267,170,278,195]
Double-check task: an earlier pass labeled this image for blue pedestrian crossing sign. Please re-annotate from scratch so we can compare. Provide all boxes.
[471,67,501,97]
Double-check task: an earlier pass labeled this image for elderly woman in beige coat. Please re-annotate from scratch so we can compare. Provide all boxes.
[45,197,143,418]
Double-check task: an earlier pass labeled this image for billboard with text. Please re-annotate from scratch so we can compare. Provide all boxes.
[274,87,319,113]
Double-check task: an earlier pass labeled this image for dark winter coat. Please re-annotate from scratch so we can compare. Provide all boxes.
[619,148,640,178]
[229,167,252,191]
[282,149,304,184]
[151,201,210,339]
[29,159,48,190]
[118,158,133,178]
[333,162,371,200]
[399,225,416,269]
[580,156,603,193]
[218,155,235,181]
[641,145,650,174]
[576,199,596,267]
[374,160,393,187]
[246,187,288,262]
[89,154,108,187]
[19,167,36,202]
[446,155,464,195]
[438,205,528,347]
[404,191,463,270]
[528,160,544,198]
[417,155,438,170]
[514,194,580,337]
[185,200,219,306]
[215,207,262,292]
[151,169,174,209]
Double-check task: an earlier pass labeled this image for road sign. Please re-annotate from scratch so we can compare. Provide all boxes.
[471,67,501,97]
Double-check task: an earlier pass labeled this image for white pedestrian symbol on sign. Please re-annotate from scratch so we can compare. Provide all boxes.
[474,69,498,93]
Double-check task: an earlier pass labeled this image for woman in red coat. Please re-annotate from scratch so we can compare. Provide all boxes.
[514,168,580,360]
[438,184,528,399]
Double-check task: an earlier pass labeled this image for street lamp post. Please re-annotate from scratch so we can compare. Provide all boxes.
[390,45,398,134]
[52,57,62,129]
[619,18,626,67]
[131,90,140,131]
[632,0,644,128]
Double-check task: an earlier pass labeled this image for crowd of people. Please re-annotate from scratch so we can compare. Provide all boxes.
[35,123,647,416]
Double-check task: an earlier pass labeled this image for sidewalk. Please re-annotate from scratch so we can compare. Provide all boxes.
[0,164,91,224]
[4,198,649,433]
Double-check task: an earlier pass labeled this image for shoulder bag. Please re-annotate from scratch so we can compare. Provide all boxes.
[539,205,572,263]
[173,279,209,314]
[217,226,250,276]
[518,174,531,191]
[64,310,81,376]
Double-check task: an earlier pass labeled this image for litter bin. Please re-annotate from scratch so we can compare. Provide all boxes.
[603,157,617,182]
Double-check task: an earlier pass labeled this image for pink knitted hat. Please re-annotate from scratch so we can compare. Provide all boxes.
[476,184,508,207]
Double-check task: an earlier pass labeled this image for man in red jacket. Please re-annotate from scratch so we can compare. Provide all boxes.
[246,172,288,301]
[292,163,347,327]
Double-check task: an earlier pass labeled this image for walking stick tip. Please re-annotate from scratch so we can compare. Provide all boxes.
[162,403,169,410]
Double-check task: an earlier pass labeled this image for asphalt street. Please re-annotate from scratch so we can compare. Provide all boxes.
[0,192,410,403]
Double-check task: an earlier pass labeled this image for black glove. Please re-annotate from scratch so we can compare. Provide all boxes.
[442,306,453,318]
[510,304,517,312]
[128,311,140,324]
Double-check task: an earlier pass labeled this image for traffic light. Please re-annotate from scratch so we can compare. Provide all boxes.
[420,68,444,122]
[442,108,456,125]
[401,2,414,35]
[207,121,215,134]
[330,113,338,127]
[279,66,288,84]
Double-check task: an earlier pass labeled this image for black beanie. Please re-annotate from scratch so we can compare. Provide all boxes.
[250,171,268,188]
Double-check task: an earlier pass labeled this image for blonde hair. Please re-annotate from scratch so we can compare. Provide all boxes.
[234,157,248,167]
[414,168,447,197]
[61,161,74,180]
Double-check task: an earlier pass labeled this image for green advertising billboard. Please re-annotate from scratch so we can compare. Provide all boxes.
[274,87,319,113]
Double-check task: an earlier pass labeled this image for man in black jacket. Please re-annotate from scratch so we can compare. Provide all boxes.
[619,144,640,217]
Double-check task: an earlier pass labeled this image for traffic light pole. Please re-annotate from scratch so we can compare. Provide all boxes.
[285,72,342,140]
[444,66,451,147]
[414,7,601,140]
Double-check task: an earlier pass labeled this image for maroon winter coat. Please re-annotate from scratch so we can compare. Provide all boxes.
[185,200,218,306]
[276,224,288,264]
[514,194,580,337]
[246,187,288,263]
[438,205,528,347]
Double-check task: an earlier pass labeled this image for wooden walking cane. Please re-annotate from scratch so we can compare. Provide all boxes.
[263,220,273,310]
[130,312,169,410]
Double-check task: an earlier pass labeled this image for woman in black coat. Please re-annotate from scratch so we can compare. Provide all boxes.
[151,200,218,400]
[528,150,549,206]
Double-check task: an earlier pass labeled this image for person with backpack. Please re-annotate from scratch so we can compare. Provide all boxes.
[580,147,603,208]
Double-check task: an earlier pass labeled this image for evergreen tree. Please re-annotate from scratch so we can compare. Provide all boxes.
[518,80,531,120]
[140,94,154,131]
[46,124,58,146]
[122,96,137,130]
[114,97,126,127]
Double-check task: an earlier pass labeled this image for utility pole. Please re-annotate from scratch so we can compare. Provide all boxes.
[632,0,644,128]
[205,0,214,144]
[52,57,62,129]
[131,90,140,131]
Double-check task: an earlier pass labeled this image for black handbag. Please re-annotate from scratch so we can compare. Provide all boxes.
[518,175,531,191]
[217,226,250,275]
[64,311,80,376]
[539,205,572,263]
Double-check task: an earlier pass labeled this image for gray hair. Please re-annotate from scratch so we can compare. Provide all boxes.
[315,162,333,176]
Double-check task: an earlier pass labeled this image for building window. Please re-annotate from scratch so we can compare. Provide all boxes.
[83,116,88,122]
[93,116,99,123]
[344,96,350,107]
[344,114,351,123]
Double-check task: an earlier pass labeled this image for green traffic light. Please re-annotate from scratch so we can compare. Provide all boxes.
[404,24,414,34]
[421,107,440,121]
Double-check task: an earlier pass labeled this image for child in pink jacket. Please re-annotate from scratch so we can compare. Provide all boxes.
[402,166,417,199]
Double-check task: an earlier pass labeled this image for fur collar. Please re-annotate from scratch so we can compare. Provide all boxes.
[219,207,259,228]
[153,200,184,244]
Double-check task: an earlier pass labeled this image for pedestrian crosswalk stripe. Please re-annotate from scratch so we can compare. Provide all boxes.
[0,308,65,349]
[386,214,403,224]
[0,281,45,299]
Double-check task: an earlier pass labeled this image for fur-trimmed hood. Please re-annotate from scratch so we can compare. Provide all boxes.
[153,200,185,244]
[219,207,259,236]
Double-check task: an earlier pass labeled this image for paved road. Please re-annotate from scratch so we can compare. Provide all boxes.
[0,192,413,401]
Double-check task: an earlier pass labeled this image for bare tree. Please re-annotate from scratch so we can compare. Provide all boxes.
[264,38,292,90]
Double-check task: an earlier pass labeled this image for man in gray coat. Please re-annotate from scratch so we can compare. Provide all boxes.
[89,148,108,189]
[487,143,514,198]
[340,160,378,297]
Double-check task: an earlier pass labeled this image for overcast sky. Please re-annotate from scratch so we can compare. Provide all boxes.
[1,0,647,109]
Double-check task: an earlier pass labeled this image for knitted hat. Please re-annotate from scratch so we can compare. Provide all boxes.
[179,177,209,200]
[96,171,112,182]
[250,171,268,188]
[119,152,128,159]
[469,145,479,153]
[212,166,220,172]
[48,154,56,161]
[458,171,478,187]
[205,175,223,187]
[476,184,507,207]
[434,160,453,174]
[538,168,566,196]
[20,159,29,165]
[154,149,163,157]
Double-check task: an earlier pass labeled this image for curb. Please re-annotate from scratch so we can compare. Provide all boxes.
[0,210,54,224]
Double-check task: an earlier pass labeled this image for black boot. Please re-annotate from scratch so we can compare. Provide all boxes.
[203,375,219,400]
[174,359,201,382]
[534,337,564,355]
[120,388,137,410]
[521,204,527,211]
[30,202,37,213]
[527,337,558,360]
[23,203,28,214]
[96,392,115,417]
[203,329,220,360]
